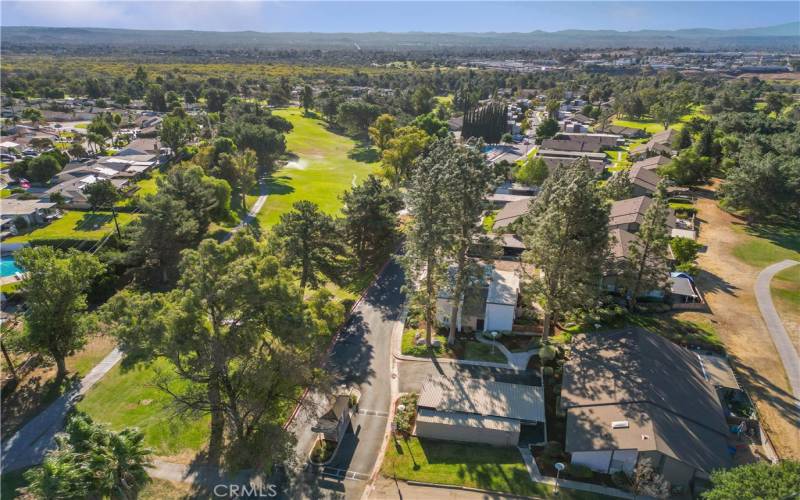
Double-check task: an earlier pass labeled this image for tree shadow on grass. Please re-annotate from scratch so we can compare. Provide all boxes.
[265,175,296,197]
[74,213,112,231]
[347,144,379,163]
[741,220,800,255]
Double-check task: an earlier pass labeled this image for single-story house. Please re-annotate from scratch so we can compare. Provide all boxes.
[486,183,536,207]
[539,156,605,177]
[436,264,520,332]
[608,196,676,233]
[493,198,531,232]
[535,149,607,163]
[540,138,606,153]
[632,155,672,172]
[561,330,733,493]
[631,129,679,158]
[415,376,545,447]
[627,164,663,197]
[605,125,648,139]
[1,199,57,233]
[603,228,670,297]
[311,395,351,443]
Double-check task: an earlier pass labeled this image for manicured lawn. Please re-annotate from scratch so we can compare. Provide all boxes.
[401,328,507,363]
[77,358,209,456]
[382,437,606,499]
[4,211,138,243]
[612,105,707,134]
[772,265,800,308]
[254,107,379,227]
[732,222,800,268]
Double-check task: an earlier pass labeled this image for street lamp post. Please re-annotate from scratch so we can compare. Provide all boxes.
[554,462,565,495]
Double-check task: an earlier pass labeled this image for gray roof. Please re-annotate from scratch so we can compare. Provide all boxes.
[669,276,698,297]
[417,407,519,432]
[1,199,56,216]
[493,199,531,231]
[561,329,732,474]
[419,376,545,422]
[609,196,676,229]
[628,164,662,192]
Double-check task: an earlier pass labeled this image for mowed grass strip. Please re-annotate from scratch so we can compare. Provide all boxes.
[77,358,209,456]
[255,108,379,228]
[732,222,800,268]
[4,211,138,243]
[382,437,608,499]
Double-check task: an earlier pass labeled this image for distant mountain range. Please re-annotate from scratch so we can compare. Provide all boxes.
[2,23,798,51]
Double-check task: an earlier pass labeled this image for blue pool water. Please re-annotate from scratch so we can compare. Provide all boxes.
[1,255,21,278]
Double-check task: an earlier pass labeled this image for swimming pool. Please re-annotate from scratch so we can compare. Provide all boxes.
[1,255,21,278]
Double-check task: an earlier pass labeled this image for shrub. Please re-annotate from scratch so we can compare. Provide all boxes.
[543,366,554,377]
[566,463,594,480]
[539,344,557,363]
[612,471,632,490]
[394,393,418,436]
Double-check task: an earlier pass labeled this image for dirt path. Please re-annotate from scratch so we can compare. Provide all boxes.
[692,190,800,459]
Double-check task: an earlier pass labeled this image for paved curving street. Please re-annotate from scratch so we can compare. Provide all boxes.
[286,258,406,499]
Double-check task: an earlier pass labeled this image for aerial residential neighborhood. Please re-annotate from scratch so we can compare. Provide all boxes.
[1,2,799,499]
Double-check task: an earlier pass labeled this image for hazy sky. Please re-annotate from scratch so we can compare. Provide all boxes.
[2,1,798,32]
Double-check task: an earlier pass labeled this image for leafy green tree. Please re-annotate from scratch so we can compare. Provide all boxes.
[520,158,609,338]
[764,92,789,114]
[670,237,702,274]
[411,112,449,138]
[21,107,43,124]
[204,88,230,113]
[381,126,430,187]
[23,412,152,500]
[603,169,633,201]
[703,461,800,500]
[105,236,319,468]
[273,201,344,289]
[127,194,199,283]
[15,247,104,379]
[660,149,712,186]
[145,84,167,112]
[301,85,314,113]
[651,100,686,130]
[25,154,62,183]
[536,117,559,141]
[340,175,402,271]
[622,190,671,309]
[674,127,693,150]
[720,152,800,219]
[68,142,87,159]
[368,114,397,151]
[160,112,197,155]
[411,86,434,115]
[233,123,286,167]
[437,138,500,345]
[404,138,456,345]
[230,149,258,210]
[159,163,223,234]
[516,156,549,186]
[337,100,380,135]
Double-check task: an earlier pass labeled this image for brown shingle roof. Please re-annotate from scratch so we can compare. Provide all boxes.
[632,155,671,171]
[629,164,662,193]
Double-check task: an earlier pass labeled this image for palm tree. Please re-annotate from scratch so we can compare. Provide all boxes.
[23,412,152,499]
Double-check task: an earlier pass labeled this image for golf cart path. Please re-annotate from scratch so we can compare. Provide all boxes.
[1,348,123,471]
[755,259,800,402]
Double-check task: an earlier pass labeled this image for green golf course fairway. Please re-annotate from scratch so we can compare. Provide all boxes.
[254,107,379,228]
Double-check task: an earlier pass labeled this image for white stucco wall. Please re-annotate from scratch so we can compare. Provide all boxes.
[484,303,514,332]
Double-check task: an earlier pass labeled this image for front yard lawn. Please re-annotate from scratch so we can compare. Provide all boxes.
[4,211,138,244]
[382,437,607,499]
[401,328,507,363]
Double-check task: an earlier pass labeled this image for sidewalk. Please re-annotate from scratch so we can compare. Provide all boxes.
[754,259,800,402]
[1,348,123,471]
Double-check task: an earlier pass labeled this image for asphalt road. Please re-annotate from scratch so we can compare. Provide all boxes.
[287,258,406,499]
